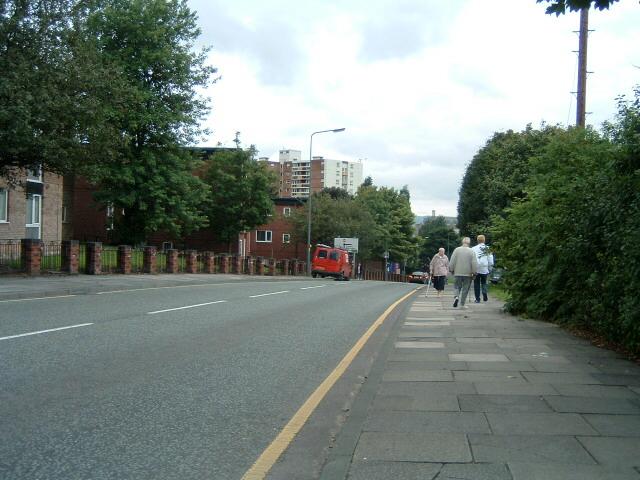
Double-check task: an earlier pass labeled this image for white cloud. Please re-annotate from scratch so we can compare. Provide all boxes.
[189,0,640,217]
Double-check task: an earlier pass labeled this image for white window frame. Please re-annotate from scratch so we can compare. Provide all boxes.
[26,193,41,238]
[61,205,70,223]
[26,167,43,183]
[282,233,291,244]
[106,203,115,231]
[256,230,272,243]
[0,188,7,222]
[283,207,291,217]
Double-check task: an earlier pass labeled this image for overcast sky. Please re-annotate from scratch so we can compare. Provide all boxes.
[187,0,639,217]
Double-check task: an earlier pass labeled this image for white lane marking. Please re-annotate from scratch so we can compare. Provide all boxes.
[299,285,326,290]
[96,282,242,294]
[0,323,93,341]
[147,300,227,315]
[0,295,76,304]
[249,291,289,298]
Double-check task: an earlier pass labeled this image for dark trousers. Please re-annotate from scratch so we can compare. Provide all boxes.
[474,273,488,301]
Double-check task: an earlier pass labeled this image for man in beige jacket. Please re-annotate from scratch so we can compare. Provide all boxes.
[449,237,478,309]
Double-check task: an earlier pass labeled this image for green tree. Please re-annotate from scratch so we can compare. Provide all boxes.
[321,187,352,200]
[355,184,418,265]
[0,0,121,182]
[202,146,276,247]
[457,125,560,239]
[86,0,216,244]
[290,192,379,260]
[417,216,459,268]
[537,0,619,15]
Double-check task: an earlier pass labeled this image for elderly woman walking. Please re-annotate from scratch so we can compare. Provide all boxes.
[429,248,450,298]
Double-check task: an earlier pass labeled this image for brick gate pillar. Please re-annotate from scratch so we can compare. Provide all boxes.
[86,242,102,275]
[21,239,42,275]
[143,246,157,274]
[118,245,132,274]
[166,249,179,273]
[61,240,79,274]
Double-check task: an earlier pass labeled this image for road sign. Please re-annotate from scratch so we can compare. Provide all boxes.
[334,237,359,253]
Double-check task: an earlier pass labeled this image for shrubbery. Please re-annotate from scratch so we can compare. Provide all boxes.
[464,87,640,353]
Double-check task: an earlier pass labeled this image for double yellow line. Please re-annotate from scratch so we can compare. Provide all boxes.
[241,288,418,479]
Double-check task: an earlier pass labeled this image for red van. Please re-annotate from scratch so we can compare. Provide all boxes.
[311,244,352,280]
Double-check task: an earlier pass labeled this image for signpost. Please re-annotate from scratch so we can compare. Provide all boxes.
[335,238,359,279]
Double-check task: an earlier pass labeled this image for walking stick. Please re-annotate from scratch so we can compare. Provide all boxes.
[424,276,432,298]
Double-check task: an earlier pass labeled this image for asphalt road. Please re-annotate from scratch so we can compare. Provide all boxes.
[0,278,416,479]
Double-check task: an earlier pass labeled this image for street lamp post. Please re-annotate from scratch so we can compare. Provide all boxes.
[306,128,346,275]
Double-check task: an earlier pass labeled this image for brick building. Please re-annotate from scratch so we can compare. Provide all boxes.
[0,169,65,242]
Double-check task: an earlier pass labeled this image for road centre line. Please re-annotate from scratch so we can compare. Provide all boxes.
[96,282,241,294]
[299,285,326,290]
[0,295,76,304]
[0,323,93,341]
[241,286,421,480]
[249,291,289,298]
[147,300,227,315]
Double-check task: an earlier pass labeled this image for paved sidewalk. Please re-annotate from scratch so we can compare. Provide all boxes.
[321,290,640,479]
[0,273,307,301]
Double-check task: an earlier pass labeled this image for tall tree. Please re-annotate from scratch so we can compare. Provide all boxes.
[86,0,216,244]
[457,125,560,239]
[356,184,418,264]
[417,216,459,267]
[202,145,276,247]
[0,0,121,182]
[290,192,379,260]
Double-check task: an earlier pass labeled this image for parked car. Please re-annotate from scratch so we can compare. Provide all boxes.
[490,267,504,284]
[311,244,352,280]
[408,271,428,284]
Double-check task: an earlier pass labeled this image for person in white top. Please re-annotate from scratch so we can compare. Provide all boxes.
[471,234,494,303]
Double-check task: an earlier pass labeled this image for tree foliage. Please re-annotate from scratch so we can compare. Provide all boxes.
[457,125,561,240]
[84,0,215,244]
[417,216,460,268]
[491,87,640,353]
[0,0,122,181]
[202,146,276,245]
[537,0,620,15]
[355,184,418,263]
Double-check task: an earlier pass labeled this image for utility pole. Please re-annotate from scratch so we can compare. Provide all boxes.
[576,8,589,127]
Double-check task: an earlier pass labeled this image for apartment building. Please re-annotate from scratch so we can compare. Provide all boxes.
[271,149,363,198]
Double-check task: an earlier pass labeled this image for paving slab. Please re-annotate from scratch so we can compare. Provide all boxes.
[397,331,448,338]
[458,394,553,413]
[508,462,640,480]
[437,463,512,480]
[583,414,640,436]
[454,371,525,382]
[386,360,467,371]
[485,412,597,435]
[353,432,472,462]
[394,341,445,349]
[551,384,640,398]
[521,372,601,385]
[371,393,460,412]
[449,353,509,362]
[345,461,442,480]
[467,361,534,371]
[468,434,596,464]
[381,368,453,382]
[388,351,451,361]
[544,395,640,414]
[591,373,640,386]
[363,411,490,434]
[577,436,640,466]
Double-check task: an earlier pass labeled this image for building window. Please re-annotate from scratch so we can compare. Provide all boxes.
[25,193,41,239]
[26,167,43,183]
[61,205,70,223]
[282,233,291,243]
[106,203,115,231]
[0,188,7,222]
[283,207,291,217]
[256,230,272,243]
